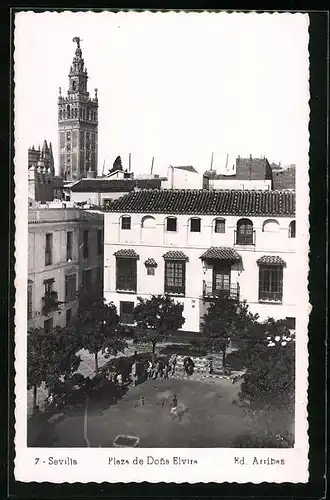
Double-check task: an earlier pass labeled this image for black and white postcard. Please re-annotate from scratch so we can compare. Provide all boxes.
[14,10,310,483]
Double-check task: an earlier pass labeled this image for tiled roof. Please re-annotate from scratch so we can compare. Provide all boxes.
[173,165,198,173]
[257,255,286,266]
[144,258,158,267]
[200,247,241,261]
[114,249,139,258]
[104,189,295,217]
[163,251,189,261]
[71,178,162,193]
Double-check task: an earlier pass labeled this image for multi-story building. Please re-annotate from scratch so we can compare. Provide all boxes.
[28,205,104,331]
[102,189,296,332]
[203,156,274,191]
[58,37,98,182]
[163,165,201,189]
[28,141,64,202]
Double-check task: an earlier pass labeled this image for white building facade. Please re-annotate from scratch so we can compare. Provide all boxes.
[28,206,104,332]
[102,189,297,333]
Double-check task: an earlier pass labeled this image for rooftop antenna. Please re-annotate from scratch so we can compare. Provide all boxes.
[102,158,106,177]
[150,156,154,175]
[210,152,214,171]
[129,153,131,172]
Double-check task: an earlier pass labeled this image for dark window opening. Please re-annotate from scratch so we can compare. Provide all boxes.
[44,317,53,334]
[289,221,296,238]
[147,266,155,276]
[66,231,73,261]
[82,269,93,293]
[236,219,254,245]
[166,217,177,232]
[120,301,134,324]
[286,317,296,330]
[116,258,137,292]
[66,308,72,326]
[45,233,53,266]
[83,230,89,258]
[121,216,131,230]
[190,218,201,233]
[65,274,77,302]
[259,266,283,302]
[165,260,185,295]
[214,219,225,233]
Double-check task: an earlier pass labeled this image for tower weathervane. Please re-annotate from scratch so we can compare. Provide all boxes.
[72,36,82,48]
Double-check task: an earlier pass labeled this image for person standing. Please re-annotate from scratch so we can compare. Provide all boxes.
[131,361,138,387]
[171,354,177,376]
[170,393,181,421]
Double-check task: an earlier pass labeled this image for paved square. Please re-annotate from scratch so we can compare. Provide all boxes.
[31,378,293,448]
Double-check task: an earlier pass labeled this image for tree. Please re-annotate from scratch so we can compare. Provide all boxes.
[239,318,295,409]
[27,325,82,411]
[109,155,123,174]
[201,292,259,374]
[76,295,127,373]
[133,294,185,355]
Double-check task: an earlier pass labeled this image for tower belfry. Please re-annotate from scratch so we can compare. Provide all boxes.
[58,37,98,181]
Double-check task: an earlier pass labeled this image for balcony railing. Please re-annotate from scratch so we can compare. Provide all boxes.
[234,230,256,246]
[116,275,137,292]
[42,291,60,316]
[203,281,240,300]
[258,290,282,303]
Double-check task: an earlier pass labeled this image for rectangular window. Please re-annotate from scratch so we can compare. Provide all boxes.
[120,301,135,324]
[44,317,53,334]
[97,229,102,255]
[82,269,93,293]
[286,317,296,330]
[213,264,230,292]
[44,278,54,296]
[83,230,89,258]
[190,218,201,232]
[116,258,137,292]
[165,260,185,295]
[215,219,225,233]
[65,274,77,302]
[166,217,177,232]
[45,233,53,266]
[66,231,73,261]
[27,285,32,320]
[121,216,131,230]
[66,308,72,326]
[258,266,283,302]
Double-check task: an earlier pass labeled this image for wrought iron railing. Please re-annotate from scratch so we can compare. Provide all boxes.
[203,282,240,300]
[234,230,256,246]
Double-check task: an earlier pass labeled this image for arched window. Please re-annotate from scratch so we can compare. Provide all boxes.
[165,217,177,232]
[289,220,296,238]
[262,219,280,232]
[66,105,71,119]
[190,217,201,233]
[236,218,254,245]
[59,110,62,120]
[141,215,156,228]
[214,218,226,234]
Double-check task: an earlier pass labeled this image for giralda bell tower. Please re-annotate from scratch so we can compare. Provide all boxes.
[58,37,98,181]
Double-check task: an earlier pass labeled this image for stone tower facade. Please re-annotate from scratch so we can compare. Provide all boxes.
[58,37,98,181]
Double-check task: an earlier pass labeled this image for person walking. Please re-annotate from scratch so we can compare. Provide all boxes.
[170,393,181,421]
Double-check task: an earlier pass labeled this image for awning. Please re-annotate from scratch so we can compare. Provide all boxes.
[257,255,286,267]
[200,247,241,261]
[114,249,139,259]
[163,251,189,261]
[144,258,158,267]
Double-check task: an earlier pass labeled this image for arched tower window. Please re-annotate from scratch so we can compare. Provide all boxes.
[289,220,296,238]
[236,218,254,245]
[67,105,71,119]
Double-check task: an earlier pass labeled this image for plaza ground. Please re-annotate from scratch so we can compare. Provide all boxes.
[28,377,294,448]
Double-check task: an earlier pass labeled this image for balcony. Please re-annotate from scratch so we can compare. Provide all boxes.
[234,230,256,246]
[203,281,240,301]
[42,291,60,316]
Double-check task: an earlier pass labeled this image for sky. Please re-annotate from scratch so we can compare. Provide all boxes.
[15,11,310,177]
